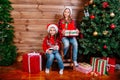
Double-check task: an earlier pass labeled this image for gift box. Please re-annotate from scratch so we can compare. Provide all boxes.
[102,57,116,74]
[22,52,42,73]
[91,57,107,75]
[75,62,92,74]
[64,30,78,36]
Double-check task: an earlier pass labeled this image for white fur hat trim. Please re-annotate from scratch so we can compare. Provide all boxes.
[63,6,73,15]
[47,24,58,33]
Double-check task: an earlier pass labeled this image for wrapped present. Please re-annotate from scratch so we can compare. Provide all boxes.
[75,62,92,74]
[64,30,78,36]
[22,52,42,73]
[102,57,116,74]
[91,57,107,75]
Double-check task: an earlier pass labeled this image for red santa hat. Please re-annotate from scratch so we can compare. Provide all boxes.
[47,24,58,33]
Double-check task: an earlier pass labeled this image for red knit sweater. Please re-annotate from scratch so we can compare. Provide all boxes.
[58,19,77,38]
[42,35,61,53]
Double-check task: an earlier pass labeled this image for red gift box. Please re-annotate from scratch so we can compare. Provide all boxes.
[102,57,116,74]
[22,52,42,73]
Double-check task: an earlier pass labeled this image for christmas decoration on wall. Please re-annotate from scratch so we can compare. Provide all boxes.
[0,0,16,66]
[78,0,120,58]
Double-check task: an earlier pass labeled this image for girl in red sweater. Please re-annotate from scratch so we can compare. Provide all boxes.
[58,7,79,67]
[42,24,64,75]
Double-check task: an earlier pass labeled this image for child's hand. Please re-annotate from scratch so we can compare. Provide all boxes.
[47,50,53,54]
[76,29,80,34]
[53,45,59,50]
[62,29,65,35]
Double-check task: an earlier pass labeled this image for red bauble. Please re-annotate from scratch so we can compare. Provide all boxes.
[90,15,95,19]
[79,33,84,39]
[102,2,109,8]
[103,45,107,49]
[110,24,116,29]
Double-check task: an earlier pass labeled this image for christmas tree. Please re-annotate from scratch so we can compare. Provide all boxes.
[0,0,16,65]
[78,0,120,58]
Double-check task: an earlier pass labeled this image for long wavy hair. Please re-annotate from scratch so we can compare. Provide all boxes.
[47,30,60,45]
[62,8,72,23]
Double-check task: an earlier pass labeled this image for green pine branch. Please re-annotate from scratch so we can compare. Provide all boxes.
[0,0,16,66]
[78,0,120,58]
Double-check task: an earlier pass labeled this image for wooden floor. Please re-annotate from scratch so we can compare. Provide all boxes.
[0,62,120,80]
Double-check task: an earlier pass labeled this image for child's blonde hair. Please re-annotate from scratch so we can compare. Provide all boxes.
[62,7,73,23]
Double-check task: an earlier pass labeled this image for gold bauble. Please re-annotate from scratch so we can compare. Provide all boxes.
[93,31,98,36]
[89,0,94,5]
[103,31,108,35]
[110,12,115,17]
[93,4,96,7]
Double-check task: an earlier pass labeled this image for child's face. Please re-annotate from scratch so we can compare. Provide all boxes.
[63,8,71,18]
[49,27,57,36]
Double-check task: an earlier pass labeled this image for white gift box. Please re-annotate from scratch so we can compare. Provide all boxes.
[64,30,78,36]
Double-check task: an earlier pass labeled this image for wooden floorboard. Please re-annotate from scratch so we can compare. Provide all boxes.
[0,62,120,80]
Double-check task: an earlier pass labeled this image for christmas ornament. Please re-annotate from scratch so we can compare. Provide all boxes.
[90,14,95,19]
[103,31,108,35]
[79,33,84,39]
[89,0,94,5]
[103,45,107,49]
[110,24,116,29]
[110,12,115,17]
[84,9,89,17]
[93,4,96,7]
[102,2,109,8]
[93,31,98,36]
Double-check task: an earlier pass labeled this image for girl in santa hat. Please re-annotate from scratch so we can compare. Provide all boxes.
[58,7,79,67]
[42,24,64,75]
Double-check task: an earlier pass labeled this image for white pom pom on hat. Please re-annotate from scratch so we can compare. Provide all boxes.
[47,24,58,33]
[63,6,73,15]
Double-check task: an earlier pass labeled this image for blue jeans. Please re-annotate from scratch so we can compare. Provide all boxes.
[46,50,64,69]
[62,37,78,61]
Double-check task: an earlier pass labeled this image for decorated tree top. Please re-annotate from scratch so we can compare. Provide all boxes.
[78,0,120,57]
